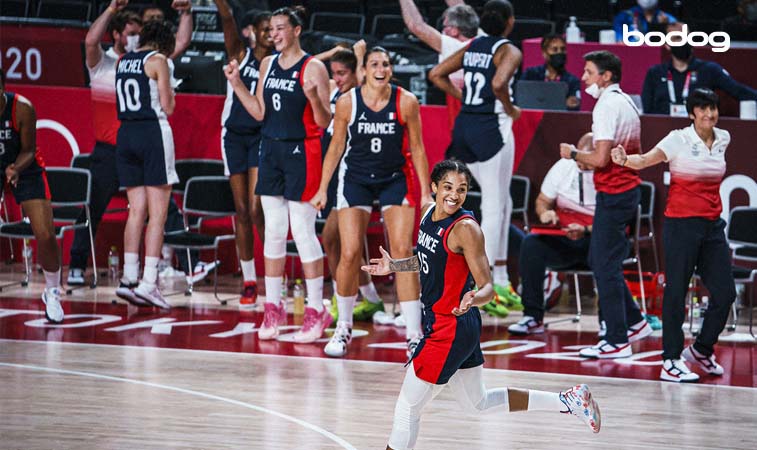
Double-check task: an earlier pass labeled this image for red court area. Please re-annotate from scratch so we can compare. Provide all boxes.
[1,297,754,388]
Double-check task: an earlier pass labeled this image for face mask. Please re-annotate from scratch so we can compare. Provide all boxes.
[585,83,603,99]
[670,43,692,61]
[637,0,658,10]
[548,53,567,71]
[745,3,757,22]
[125,35,140,53]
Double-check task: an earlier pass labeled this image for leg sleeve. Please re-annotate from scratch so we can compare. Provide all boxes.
[388,363,444,450]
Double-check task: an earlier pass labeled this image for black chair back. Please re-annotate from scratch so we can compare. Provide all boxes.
[1,0,29,17]
[727,207,757,246]
[174,159,225,193]
[511,175,530,213]
[37,0,91,21]
[45,168,91,206]
[309,12,366,35]
[70,153,92,171]
[183,176,235,217]
[639,181,655,218]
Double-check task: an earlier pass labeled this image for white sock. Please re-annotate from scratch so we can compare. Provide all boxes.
[305,276,324,312]
[142,256,159,285]
[336,294,357,326]
[43,269,60,290]
[161,245,173,261]
[123,252,139,282]
[265,276,282,305]
[527,390,565,412]
[359,281,381,303]
[492,265,509,286]
[240,259,256,283]
[332,280,338,297]
[400,300,422,339]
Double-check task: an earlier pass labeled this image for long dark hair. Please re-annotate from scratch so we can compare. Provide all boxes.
[431,160,473,186]
[139,20,176,56]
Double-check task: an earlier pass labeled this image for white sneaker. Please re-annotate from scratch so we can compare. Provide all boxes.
[41,287,64,323]
[406,333,422,360]
[292,306,332,343]
[579,340,632,359]
[115,278,151,307]
[324,321,352,357]
[189,260,219,284]
[393,313,406,328]
[134,282,171,309]
[507,315,544,335]
[559,384,601,433]
[67,268,85,286]
[373,310,396,325]
[627,319,653,343]
[660,359,700,383]
[258,302,286,340]
[682,345,724,376]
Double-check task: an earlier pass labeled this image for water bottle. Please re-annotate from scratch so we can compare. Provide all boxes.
[293,279,305,315]
[108,246,120,283]
[566,16,581,43]
[700,296,709,321]
[281,275,288,301]
[22,239,33,277]
[692,296,700,328]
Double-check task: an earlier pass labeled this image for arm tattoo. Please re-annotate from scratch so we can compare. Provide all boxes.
[388,255,420,272]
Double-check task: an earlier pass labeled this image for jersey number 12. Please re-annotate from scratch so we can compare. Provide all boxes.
[463,72,485,106]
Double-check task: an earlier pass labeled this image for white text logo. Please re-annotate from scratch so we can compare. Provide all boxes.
[622,24,730,53]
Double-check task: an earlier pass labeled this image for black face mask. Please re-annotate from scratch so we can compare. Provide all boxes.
[548,53,567,71]
[670,43,693,62]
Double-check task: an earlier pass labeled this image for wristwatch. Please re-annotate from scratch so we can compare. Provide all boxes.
[570,148,578,160]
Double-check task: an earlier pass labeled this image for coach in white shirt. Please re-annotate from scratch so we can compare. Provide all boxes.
[559,51,651,359]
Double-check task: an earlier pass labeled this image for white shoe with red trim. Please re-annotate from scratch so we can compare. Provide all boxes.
[660,359,700,383]
[627,318,653,343]
[682,345,724,375]
[579,340,632,359]
[559,384,601,433]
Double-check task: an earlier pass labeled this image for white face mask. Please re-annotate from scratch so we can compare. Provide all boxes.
[637,0,658,10]
[584,83,603,99]
[125,35,140,52]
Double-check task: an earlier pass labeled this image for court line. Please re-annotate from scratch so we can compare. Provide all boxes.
[0,361,358,450]
[2,338,755,391]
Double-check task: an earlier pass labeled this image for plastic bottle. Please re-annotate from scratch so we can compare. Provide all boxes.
[566,16,581,43]
[293,279,305,315]
[22,239,33,277]
[108,246,120,283]
[701,295,709,320]
[281,274,288,301]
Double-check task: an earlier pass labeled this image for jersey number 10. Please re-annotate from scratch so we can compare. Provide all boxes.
[116,79,142,112]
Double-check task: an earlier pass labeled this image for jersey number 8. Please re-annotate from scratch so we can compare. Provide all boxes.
[116,79,142,112]
[370,137,382,154]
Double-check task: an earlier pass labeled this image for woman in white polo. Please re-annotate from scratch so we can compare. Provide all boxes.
[610,88,736,383]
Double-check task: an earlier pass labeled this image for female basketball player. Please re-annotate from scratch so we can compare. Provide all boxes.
[362,160,601,449]
[214,0,273,304]
[429,0,523,314]
[114,21,178,309]
[0,69,65,323]
[225,6,333,343]
[311,47,432,357]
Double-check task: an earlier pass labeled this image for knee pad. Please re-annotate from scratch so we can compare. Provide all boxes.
[288,201,323,263]
[261,196,288,259]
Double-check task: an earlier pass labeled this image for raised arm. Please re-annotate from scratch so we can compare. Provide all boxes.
[401,90,432,205]
[311,94,351,208]
[447,218,494,315]
[212,0,246,61]
[85,0,127,69]
[171,0,193,59]
[561,140,611,169]
[492,43,522,120]
[428,45,466,100]
[400,0,443,52]
[303,58,333,128]
[224,56,268,121]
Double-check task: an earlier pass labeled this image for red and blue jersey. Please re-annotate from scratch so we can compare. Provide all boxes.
[261,53,321,140]
[0,92,44,175]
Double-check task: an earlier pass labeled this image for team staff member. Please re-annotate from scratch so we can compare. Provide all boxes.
[225,6,332,343]
[430,0,523,315]
[559,51,650,359]
[520,33,581,110]
[641,22,757,116]
[611,89,736,383]
[214,0,273,305]
[114,21,178,309]
[312,47,432,358]
[362,160,601,450]
[0,70,65,324]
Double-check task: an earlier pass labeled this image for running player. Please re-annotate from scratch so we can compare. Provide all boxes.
[0,70,65,323]
[225,6,332,343]
[361,160,601,449]
[312,47,432,357]
[214,0,273,305]
[429,0,523,315]
[114,21,179,309]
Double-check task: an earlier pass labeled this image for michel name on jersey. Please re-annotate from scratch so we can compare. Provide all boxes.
[463,52,493,69]
[117,58,143,74]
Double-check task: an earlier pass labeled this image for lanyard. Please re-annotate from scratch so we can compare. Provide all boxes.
[578,171,584,206]
[667,70,691,104]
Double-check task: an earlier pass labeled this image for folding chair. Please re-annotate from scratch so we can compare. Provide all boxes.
[0,168,96,292]
[173,159,225,231]
[727,206,757,338]
[162,176,236,304]
[510,175,531,230]
[638,181,659,273]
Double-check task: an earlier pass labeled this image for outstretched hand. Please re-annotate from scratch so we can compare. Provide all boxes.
[452,290,476,316]
[361,246,393,276]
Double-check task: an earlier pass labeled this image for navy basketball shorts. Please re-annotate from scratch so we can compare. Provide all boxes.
[337,172,416,211]
[411,308,484,385]
[4,168,50,203]
[450,112,509,163]
[256,136,322,201]
[320,169,339,219]
[116,120,179,187]
[222,127,261,176]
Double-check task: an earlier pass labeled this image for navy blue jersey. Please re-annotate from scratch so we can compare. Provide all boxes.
[344,85,408,182]
[0,92,43,174]
[321,87,341,154]
[261,54,320,140]
[461,36,510,114]
[115,50,167,121]
[417,205,476,313]
[222,47,263,133]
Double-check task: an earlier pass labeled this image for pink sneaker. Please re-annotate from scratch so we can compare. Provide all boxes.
[258,302,286,340]
[292,306,332,343]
